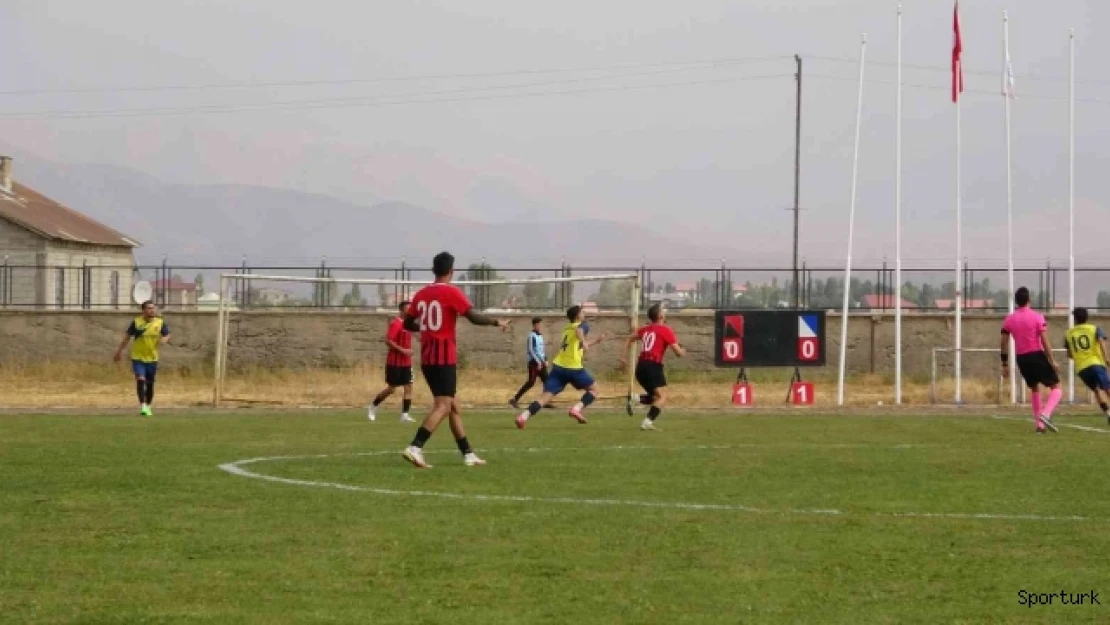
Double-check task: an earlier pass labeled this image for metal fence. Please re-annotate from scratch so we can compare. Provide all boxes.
[0,258,1105,312]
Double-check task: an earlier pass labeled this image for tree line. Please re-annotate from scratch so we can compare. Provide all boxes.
[230,264,1064,311]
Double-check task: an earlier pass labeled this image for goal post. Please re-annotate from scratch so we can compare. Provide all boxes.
[929,347,1073,405]
[212,272,642,408]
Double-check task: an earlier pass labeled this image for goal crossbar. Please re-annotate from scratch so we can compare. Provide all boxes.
[217,273,638,286]
[213,273,642,407]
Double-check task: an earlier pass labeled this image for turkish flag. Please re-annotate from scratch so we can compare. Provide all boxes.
[952,1,964,103]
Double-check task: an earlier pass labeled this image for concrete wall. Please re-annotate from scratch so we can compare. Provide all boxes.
[0,310,1089,381]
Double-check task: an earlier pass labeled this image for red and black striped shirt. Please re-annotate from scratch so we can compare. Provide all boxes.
[385,317,412,367]
[637,323,677,364]
[406,283,473,366]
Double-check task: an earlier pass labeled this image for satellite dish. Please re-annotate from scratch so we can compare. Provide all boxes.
[132,280,153,305]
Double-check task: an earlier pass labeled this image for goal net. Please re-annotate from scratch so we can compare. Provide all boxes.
[211,272,643,408]
[929,347,1079,405]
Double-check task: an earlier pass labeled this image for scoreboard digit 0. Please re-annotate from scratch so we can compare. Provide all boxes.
[713,310,827,368]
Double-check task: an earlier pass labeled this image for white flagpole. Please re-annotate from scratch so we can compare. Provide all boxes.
[1068,29,1076,403]
[895,5,904,405]
[1004,11,1017,404]
[837,33,867,407]
[955,70,963,405]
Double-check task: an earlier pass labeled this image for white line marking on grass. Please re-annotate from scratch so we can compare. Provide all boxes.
[987,414,1110,435]
[218,445,1090,523]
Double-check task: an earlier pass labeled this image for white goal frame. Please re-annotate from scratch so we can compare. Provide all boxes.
[929,347,1072,405]
[212,273,642,407]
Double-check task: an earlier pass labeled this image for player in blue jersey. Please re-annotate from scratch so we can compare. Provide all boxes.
[509,317,548,409]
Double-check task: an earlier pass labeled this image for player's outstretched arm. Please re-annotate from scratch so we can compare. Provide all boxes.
[583,330,610,350]
[671,343,686,358]
[463,309,510,330]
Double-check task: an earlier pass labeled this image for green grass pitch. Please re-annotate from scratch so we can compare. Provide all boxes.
[2,409,1109,623]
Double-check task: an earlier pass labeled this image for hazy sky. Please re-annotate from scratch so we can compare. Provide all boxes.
[2,0,1107,265]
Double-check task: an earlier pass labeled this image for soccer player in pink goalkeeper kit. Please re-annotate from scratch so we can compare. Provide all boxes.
[1001,287,1062,433]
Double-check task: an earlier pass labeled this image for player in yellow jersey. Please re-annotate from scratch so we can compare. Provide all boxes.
[113,300,171,416]
[1065,307,1110,422]
[515,305,609,428]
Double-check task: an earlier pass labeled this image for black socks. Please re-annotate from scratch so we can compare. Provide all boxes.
[411,427,432,448]
[456,437,472,455]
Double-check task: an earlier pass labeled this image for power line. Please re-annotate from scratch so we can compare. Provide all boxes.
[809,73,1100,104]
[809,55,1110,88]
[0,73,795,120]
[0,55,792,97]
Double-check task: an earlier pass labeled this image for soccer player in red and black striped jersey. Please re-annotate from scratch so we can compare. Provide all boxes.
[626,304,685,431]
[368,301,416,423]
[400,251,510,469]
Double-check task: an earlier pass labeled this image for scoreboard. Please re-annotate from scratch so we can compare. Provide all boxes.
[714,310,827,368]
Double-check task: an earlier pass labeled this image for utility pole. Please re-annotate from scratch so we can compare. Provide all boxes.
[792,54,803,309]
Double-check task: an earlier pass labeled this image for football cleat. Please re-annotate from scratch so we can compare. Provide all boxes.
[402,446,431,469]
[568,407,588,424]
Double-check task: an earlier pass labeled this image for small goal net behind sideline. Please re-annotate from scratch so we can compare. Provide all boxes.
[212,273,642,408]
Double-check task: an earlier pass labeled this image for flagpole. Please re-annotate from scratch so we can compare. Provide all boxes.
[837,33,867,407]
[894,5,904,405]
[1004,10,1017,404]
[955,85,963,405]
[1068,28,1076,404]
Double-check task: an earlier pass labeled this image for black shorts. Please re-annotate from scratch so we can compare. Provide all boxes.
[1016,352,1060,389]
[385,365,413,387]
[635,361,667,395]
[421,364,458,398]
[527,361,549,382]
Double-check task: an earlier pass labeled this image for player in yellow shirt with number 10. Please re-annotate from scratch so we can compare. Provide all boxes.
[1064,307,1110,423]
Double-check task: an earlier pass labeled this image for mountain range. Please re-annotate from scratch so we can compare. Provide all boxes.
[5,149,736,268]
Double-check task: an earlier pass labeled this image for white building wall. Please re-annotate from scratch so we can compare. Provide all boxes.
[0,219,47,307]
[43,242,135,310]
